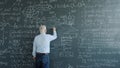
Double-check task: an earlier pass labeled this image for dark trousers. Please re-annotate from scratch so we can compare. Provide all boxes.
[36,53,49,68]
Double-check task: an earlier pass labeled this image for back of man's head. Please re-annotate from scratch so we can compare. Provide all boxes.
[39,25,47,34]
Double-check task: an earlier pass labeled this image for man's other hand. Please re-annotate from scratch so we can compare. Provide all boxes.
[33,57,36,60]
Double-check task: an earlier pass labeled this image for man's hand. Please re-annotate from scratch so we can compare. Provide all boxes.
[53,27,56,31]
[33,57,36,60]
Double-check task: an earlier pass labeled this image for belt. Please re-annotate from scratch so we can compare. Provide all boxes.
[36,52,48,55]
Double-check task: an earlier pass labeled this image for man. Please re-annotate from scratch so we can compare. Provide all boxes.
[32,25,57,68]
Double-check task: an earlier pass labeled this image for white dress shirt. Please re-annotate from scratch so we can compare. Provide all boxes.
[32,31,57,57]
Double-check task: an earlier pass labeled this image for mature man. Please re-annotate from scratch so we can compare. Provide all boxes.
[32,25,57,68]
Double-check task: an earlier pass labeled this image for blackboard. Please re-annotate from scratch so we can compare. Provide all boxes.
[0,0,120,68]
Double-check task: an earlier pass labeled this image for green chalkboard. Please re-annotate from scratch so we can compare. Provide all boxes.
[0,0,120,68]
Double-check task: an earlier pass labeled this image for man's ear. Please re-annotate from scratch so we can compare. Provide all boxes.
[39,24,43,30]
[45,29,47,33]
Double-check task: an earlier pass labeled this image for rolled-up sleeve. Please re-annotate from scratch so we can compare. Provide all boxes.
[49,31,57,41]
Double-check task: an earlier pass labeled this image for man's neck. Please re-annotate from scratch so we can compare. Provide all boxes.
[41,32,46,34]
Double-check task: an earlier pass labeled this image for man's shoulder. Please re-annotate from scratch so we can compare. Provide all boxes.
[35,34,40,38]
[35,34,52,38]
